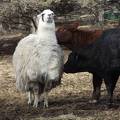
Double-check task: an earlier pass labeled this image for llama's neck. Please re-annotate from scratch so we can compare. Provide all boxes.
[36,20,57,44]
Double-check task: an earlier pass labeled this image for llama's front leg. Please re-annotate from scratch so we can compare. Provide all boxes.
[44,91,48,108]
[43,81,50,108]
[33,86,39,108]
[28,91,33,105]
[33,93,39,108]
[39,93,44,103]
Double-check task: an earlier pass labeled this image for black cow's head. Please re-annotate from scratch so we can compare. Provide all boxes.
[64,52,78,73]
[64,51,90,73]
[64,50,91,73]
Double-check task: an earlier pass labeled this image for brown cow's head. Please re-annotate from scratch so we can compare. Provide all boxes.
[56,22,80,49]
[56,22,103,50]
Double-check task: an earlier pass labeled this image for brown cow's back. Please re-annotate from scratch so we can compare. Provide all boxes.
[74,29,103,47]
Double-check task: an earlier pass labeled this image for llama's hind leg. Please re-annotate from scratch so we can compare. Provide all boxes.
[44,91,48,108]
[28,91,33,105]
[43,81,51,108]
[38,84,44,104]
[33,84,39,108]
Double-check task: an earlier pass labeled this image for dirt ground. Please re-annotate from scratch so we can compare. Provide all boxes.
[1,50,120,120]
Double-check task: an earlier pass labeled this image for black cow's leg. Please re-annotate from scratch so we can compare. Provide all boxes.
[91,74,103,103]
[104,73,119,104]
[110,74,119,98]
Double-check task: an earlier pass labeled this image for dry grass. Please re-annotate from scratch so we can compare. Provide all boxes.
[0,50,120,120]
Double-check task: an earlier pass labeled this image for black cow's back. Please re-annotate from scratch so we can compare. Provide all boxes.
[64,28,120,76]
[94,28,120,72]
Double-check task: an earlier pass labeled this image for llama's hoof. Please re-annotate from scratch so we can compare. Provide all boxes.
[89,99,98,104]
[33,103,38,108]
[28,100,33,105]
[43,101,48,108]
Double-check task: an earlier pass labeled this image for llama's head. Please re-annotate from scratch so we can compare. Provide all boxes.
[37,9,55,24]
[36,9,55,33]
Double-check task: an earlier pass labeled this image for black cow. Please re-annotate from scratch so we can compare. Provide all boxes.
[64,28,120,104]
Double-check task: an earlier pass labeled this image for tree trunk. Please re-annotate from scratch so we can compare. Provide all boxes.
[0,33,25,55]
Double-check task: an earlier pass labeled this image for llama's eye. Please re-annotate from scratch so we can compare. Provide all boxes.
[52,13,54,16]
[42,13,45,17]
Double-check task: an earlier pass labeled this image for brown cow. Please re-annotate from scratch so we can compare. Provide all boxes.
[56,22,103,104]
[56,22,103,50]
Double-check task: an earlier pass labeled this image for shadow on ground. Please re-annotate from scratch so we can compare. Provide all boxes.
[1,93,120,120]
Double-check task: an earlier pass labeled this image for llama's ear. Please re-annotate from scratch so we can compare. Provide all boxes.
[37,13,45,22]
